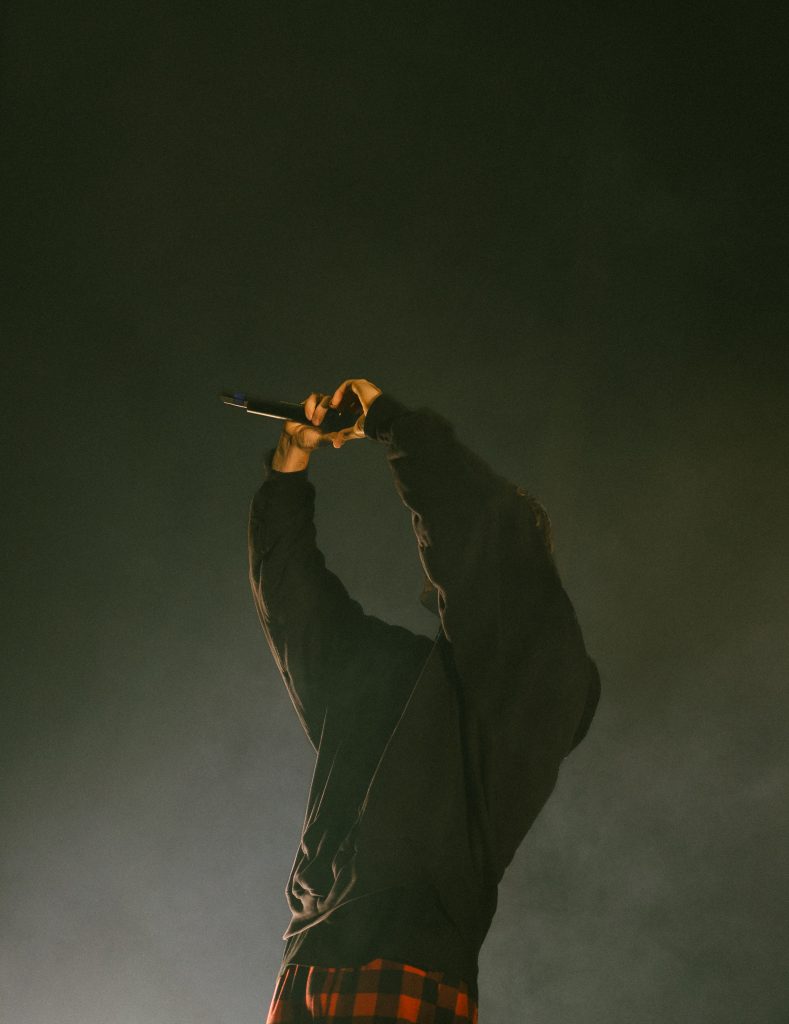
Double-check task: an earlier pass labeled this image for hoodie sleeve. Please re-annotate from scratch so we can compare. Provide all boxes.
[248,447,431,751]
[364,394,600,763]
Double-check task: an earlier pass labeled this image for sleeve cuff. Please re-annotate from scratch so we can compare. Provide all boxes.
[363,393,410,441]
[250,448,314,524]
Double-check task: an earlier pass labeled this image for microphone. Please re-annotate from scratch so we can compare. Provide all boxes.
[220,389,363,433]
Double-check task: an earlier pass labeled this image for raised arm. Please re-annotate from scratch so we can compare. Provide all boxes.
[248,392,431,751]
[328,381,600,760]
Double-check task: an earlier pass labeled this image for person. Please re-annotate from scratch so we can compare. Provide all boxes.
[247,378,601,1023]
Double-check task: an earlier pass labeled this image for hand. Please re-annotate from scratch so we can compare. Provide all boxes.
[272,380,382,471]
[327,378,382,449]
[283,391,339,452]
[271,390,341,471]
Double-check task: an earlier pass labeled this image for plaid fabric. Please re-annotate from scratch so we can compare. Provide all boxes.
[266,957,478,1023]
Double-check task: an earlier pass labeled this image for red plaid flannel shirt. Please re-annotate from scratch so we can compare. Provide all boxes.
[267,957,478,1023]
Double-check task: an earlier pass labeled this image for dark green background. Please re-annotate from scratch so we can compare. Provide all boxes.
[2,3,786,1021]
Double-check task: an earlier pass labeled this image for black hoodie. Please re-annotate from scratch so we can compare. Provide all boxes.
[247,393,600,997]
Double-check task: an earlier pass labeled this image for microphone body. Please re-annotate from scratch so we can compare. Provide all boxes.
[221,390,363,433]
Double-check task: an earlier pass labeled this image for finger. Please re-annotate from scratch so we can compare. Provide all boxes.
[325,426,345,449]
[293,424,330,451]
[338,424,362,445]
[304,392,321,420]
[312,394,332,425]
[332,428,354,448]
[330,379,354,407]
